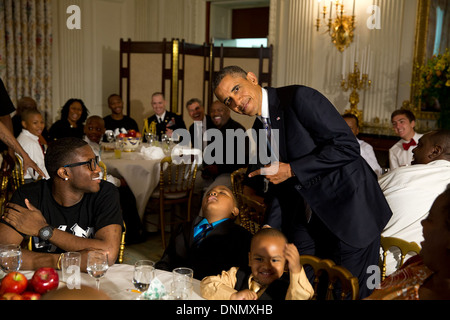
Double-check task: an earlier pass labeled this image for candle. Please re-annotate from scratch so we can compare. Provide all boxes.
[329,1,333,19]
[317,0,321,19]
[342,50,346,78]
[353,0,356,16]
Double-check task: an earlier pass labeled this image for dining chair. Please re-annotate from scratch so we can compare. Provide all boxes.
[230,167,247,212]
[11,154,25,192]
[379,236,421,282]
[300,254,360,300]
[147,156,198,248]
[97,160,127,264]
[239,193,266,235]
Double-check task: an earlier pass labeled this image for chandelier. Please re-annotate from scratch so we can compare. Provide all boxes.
[315,0,356,52]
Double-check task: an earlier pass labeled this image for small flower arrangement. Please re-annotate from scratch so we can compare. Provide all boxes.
[415,49,450,128]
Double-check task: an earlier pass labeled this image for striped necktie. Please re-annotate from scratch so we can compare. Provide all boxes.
[193,223,213,247]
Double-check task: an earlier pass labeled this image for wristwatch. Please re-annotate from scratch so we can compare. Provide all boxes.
[38,225,54,241]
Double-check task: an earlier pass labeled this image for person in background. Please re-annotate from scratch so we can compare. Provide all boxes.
[365,185,450,300]
[49,99,89,141]
[84,116,145,244]
[16,109,49,182]
[12,97,50,145]
[0,137,123,271]
[201,228,314,300]
[0,78,46,177]
[103,94,139,136]
[379,130,450,276]
[342,113,382,176]
[389,109,423,169]
[142,92,186,141]
[155,185,252,281]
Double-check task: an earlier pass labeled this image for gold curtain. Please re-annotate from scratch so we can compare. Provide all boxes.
[0,0,52,126]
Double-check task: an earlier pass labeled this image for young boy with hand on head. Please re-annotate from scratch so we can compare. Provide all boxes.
[200,228,314,300]
[16,108,49,182]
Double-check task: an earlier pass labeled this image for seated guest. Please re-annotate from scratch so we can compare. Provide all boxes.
[83,116,145,244]
[201,228,314,300]
[389,109,423,169]
[103,94,139,136]
[155,185,252,281]
[16,109,49,182]
[379,130,450,276]
[342,113,382,176]
[186,98,216,150]
[49,99,89,141]
[366,186,450,300]
[0,137,123,271]
[12,96,50,144]
[142,92,186,141]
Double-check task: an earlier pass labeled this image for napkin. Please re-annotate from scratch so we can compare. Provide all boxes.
[139,277,166,300]
[140,146,165,160]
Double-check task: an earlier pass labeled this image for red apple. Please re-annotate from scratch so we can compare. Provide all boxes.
[0,271,28,295]
[30,267,59,294]
[21,291,41,300]
[118,133,127,138]
[135,132,142,138]
[128,130,137,137]
[1,292,24,300]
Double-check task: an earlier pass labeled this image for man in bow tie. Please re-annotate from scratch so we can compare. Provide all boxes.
[389,109,423,170]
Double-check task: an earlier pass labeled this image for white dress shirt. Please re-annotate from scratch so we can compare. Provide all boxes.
[379,159,450,275]
[358,138,382,176]
[389,132,423,169]
[16,129,49,180]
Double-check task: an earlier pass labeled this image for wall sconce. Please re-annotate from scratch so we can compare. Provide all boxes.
[316,0,356,52]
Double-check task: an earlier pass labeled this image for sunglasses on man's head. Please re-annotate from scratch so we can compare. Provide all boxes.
[63,156,99,172]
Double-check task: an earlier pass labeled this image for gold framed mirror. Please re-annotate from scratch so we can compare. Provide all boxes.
[409,0,449,126]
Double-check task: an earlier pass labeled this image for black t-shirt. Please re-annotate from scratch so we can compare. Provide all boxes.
[5,179,123,253]
[103,115,139,132]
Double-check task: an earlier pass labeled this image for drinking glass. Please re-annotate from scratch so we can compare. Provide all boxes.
[105,131,115,143]
[0,244,22,273]
[87,250,109,290]
[132,260,155,292]
[170,279,193,300]
[172,267,193,284]
[145,133,155,146]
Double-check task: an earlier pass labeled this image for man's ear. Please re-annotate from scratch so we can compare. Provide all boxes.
[21,120,28,130]
[430,144,444,160]
[246,72,259,85]
[57,167,69,180]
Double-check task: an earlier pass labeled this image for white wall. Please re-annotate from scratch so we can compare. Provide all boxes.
[51,0,420,129]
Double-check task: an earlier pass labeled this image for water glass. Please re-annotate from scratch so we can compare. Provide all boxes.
[0,244,22,273]
[87,250,109,290]
[133,260,155,292]
[114,140,123,159]
[172,267,193,283]
[61,252,81,289]
[170,279,193,300]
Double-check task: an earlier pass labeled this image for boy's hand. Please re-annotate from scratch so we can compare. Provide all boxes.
[230,289,258,300]
[284,243,301,274]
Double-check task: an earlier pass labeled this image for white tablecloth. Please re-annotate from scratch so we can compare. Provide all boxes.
[21,264,204,300]
[101,151,162,220]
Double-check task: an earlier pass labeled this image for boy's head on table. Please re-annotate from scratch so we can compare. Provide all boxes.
[249,228,300,286]
[201,185,239,223]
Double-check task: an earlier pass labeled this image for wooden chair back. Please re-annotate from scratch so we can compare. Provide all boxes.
[300,254,359,300]
[380,236,421,281]
[239,194,266,234]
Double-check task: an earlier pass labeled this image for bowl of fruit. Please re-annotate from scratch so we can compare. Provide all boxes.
[117,130,142,152]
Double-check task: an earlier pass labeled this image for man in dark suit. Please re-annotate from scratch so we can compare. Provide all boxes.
[213,66,392,299]
[143,92,186,141]
[155,185,252,281]
[186,98,215,150]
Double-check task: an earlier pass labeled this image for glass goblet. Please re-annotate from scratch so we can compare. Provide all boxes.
[86,250,109,290]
